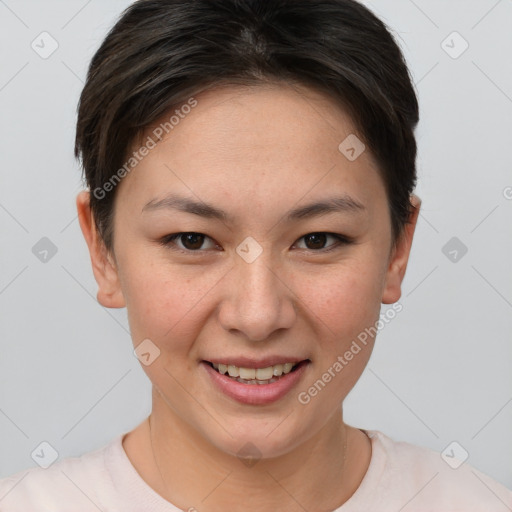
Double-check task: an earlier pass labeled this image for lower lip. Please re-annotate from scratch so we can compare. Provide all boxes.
[201,361,309,405]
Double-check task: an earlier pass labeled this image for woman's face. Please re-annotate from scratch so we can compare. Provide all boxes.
[81,83,416,459]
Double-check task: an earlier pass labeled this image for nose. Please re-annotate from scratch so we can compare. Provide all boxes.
[218,253,297,342]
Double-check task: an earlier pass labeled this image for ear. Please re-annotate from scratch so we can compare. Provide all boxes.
[76,190,126,308]
[381,194,421,304]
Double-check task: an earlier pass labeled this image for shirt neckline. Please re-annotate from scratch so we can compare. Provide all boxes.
[105,428,385,511]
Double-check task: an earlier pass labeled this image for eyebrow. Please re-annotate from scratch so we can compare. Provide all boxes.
[141,193,365,223]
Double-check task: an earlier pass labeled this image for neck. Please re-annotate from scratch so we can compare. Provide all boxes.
[135,390,369,511]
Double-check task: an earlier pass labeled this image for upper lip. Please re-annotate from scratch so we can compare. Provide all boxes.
[204,356,310,369]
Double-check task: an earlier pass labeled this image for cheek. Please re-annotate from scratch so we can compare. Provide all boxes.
[291,262,386,416]
[297,259,386,349]
[118,251,227,351]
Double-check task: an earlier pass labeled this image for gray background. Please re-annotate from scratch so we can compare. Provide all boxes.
[1,0,511,490]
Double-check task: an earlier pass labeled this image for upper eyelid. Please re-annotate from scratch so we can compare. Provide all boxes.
[165,233,218,251]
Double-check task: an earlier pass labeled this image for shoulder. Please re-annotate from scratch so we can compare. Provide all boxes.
[0,436,122,511]
[363,429,512,511]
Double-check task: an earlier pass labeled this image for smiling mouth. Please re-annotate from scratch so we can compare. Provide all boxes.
[204,360,308,385]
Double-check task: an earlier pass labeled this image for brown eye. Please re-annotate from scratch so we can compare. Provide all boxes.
[295,232,353,252]
[304,233,328,250]
[160,232,217,252]
[180,233,205,250]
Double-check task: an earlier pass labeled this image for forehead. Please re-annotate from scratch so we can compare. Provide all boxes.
[158,83,358,155]
[117,83,385,218]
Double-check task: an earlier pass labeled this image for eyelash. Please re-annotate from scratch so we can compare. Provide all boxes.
[158,232,354,255]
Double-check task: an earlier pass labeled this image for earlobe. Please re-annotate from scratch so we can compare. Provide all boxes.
[381,194,421,304]
[76,190,126,308]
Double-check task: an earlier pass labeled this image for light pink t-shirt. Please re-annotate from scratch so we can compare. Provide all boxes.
[0,429,511,511]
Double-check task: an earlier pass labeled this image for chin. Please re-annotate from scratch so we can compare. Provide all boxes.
[197,414,314,461]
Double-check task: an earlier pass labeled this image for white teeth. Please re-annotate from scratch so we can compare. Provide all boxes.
[211,361,300,381]
[273,364,283,376]
[227,365,239,377]
[255,367,273,380]
[239,367,256,380]
[235,377,278,385]
[283,362,294,374]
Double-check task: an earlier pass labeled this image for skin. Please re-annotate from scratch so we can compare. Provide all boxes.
[77,83,420,511]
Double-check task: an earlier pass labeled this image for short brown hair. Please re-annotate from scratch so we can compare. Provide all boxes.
[75,0,419,252]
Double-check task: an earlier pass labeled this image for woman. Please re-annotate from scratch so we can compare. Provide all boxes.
[1,0,510,510]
